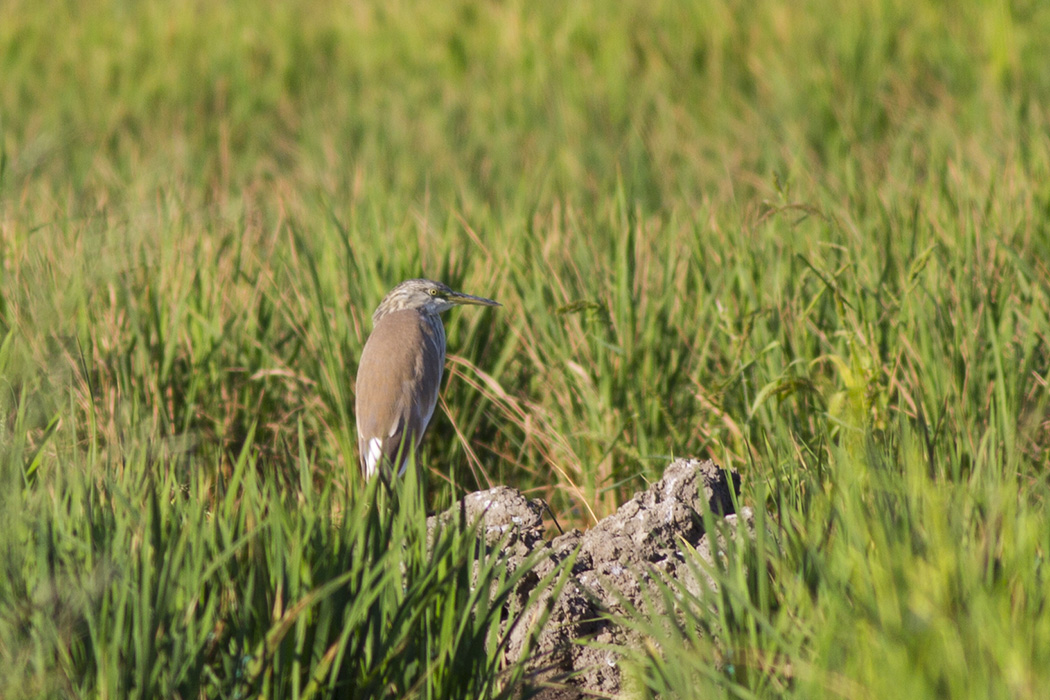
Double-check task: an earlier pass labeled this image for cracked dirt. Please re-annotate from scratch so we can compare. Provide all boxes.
[427,458,748,698]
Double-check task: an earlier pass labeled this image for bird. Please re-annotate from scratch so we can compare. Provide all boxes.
[355,278,501,479]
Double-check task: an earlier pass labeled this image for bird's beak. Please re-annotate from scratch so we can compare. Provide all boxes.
[449,290,501,307]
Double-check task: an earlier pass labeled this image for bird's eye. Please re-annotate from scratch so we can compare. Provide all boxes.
[428,288,438,296]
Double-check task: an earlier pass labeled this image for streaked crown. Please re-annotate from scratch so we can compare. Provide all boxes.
[372,279,500,323]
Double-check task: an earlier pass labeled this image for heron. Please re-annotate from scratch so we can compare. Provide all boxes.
[355,278,500,479]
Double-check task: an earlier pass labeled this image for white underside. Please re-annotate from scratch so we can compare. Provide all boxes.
[364,437,384,479]
[363,433,413,479]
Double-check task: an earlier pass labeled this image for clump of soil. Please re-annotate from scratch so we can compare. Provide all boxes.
[427,458,748,698]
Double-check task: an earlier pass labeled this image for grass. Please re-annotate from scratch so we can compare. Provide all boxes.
[2,0,1049,697]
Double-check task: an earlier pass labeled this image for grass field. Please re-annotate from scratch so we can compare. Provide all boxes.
[2,0,1049,697]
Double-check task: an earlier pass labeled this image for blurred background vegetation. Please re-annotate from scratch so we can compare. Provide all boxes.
[2,0,1049,697]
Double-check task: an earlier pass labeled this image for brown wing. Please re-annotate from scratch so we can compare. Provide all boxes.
[355,309,445,477]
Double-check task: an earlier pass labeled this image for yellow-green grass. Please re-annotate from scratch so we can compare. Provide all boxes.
[2,0,1049,697]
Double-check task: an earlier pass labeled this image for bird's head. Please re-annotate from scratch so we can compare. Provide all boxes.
[373,278,501,322]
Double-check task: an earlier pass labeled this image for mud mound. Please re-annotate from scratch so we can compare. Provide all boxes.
[427,458,747,698]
